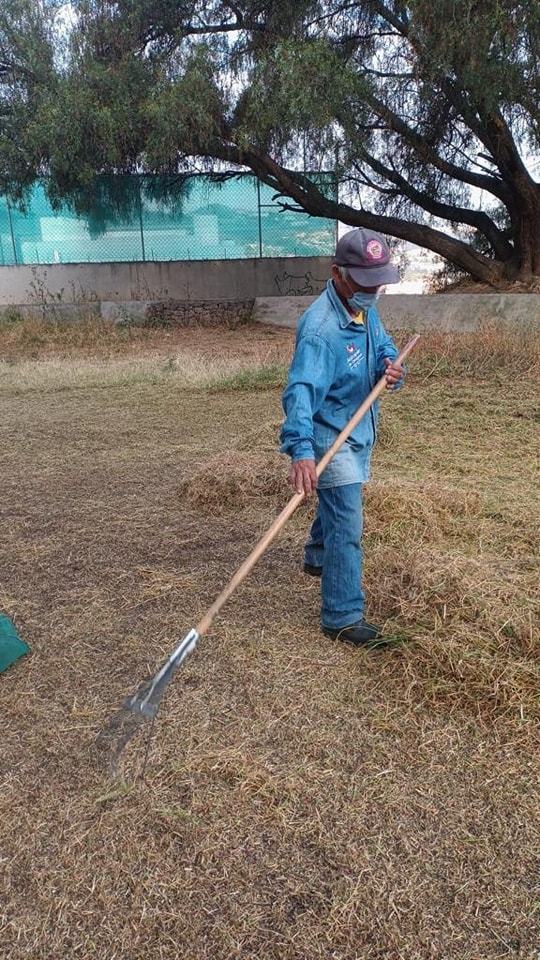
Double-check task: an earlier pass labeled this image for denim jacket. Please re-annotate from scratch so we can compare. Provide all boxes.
[280,280,401,487]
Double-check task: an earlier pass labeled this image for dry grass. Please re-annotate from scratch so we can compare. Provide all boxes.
[179,450,287,515]
[0,313,293,393]
[0,311,154,356]
[1,319,539,959]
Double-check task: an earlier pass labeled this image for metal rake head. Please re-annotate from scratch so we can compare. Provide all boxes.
[95,685,158,772]
[96,628,200,768]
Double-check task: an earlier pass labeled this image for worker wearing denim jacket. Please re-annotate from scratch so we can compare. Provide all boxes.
[280,228,406,647]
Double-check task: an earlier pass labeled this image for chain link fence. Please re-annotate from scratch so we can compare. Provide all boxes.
[0,173,337,266]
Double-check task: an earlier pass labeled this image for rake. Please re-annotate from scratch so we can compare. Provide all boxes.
[98,334,420,763]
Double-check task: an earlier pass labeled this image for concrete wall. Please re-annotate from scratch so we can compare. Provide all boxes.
[255,293,540,332]
[0,257,331,305]
[0,258,538,330]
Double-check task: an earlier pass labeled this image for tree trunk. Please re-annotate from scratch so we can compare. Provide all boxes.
[511,180,540,281]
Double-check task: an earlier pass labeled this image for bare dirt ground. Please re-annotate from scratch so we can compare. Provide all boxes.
[1,319,539,959]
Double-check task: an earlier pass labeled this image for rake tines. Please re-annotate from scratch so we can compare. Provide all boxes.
[97,628,200,767]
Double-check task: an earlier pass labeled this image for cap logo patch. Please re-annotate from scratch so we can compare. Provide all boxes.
[366,239,384,260]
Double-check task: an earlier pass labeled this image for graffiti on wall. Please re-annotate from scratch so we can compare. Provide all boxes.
[274,270,328,296]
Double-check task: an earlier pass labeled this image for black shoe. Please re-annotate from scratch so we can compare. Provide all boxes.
[303,563,323,577]
[322,620,384,647]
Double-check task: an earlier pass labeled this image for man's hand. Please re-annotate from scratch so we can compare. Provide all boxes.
[384,357,405,389]
[290,458,318,497]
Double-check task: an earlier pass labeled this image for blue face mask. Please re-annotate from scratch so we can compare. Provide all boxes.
[347,290,380,313]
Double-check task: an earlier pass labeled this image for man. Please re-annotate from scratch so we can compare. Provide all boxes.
[280,227,406,647]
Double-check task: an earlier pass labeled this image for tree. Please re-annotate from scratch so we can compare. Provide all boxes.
[4,1,540,283]
[0,0,59,199]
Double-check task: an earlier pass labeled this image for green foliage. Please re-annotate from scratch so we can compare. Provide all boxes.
[41,56,153,204]
[408,0,539,107]
[1,0,539,281]
[144,44,225,167]
[235,38,357,156]
[0,0,58,199]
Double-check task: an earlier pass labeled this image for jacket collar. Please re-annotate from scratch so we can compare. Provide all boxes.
[326,279,368,330]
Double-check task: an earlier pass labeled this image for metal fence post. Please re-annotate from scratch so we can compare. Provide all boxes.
[138,177,146,262]
[6,198,18,265]
[256,177,263,258]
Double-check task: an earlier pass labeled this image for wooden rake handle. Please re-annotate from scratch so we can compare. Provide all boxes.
[196,333,421,637]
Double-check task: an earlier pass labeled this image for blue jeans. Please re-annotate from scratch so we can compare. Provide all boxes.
[304,483,365,629]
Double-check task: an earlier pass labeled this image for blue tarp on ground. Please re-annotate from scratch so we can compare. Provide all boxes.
[0,614,30,673]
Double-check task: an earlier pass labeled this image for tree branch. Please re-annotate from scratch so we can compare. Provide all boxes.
[359,94,512,206]
[211,129,505,280]
[356,149,514,261]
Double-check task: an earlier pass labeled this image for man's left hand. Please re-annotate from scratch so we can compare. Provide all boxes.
[384,357,405,389]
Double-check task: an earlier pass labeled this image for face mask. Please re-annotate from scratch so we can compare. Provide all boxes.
[347,290,380,313]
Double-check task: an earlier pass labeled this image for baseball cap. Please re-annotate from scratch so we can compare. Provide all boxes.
[334,228,399,286]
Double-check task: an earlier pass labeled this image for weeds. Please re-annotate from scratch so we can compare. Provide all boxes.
[0,313,154,358]
[0,306,25,327]
[410,319,539,380]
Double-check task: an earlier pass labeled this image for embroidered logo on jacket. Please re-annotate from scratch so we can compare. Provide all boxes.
[345,344,365,368]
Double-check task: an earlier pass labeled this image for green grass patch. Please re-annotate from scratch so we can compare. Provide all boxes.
[208,362,288,392]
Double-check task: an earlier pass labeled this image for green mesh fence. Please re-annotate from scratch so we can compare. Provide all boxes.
[0,173,337,265]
